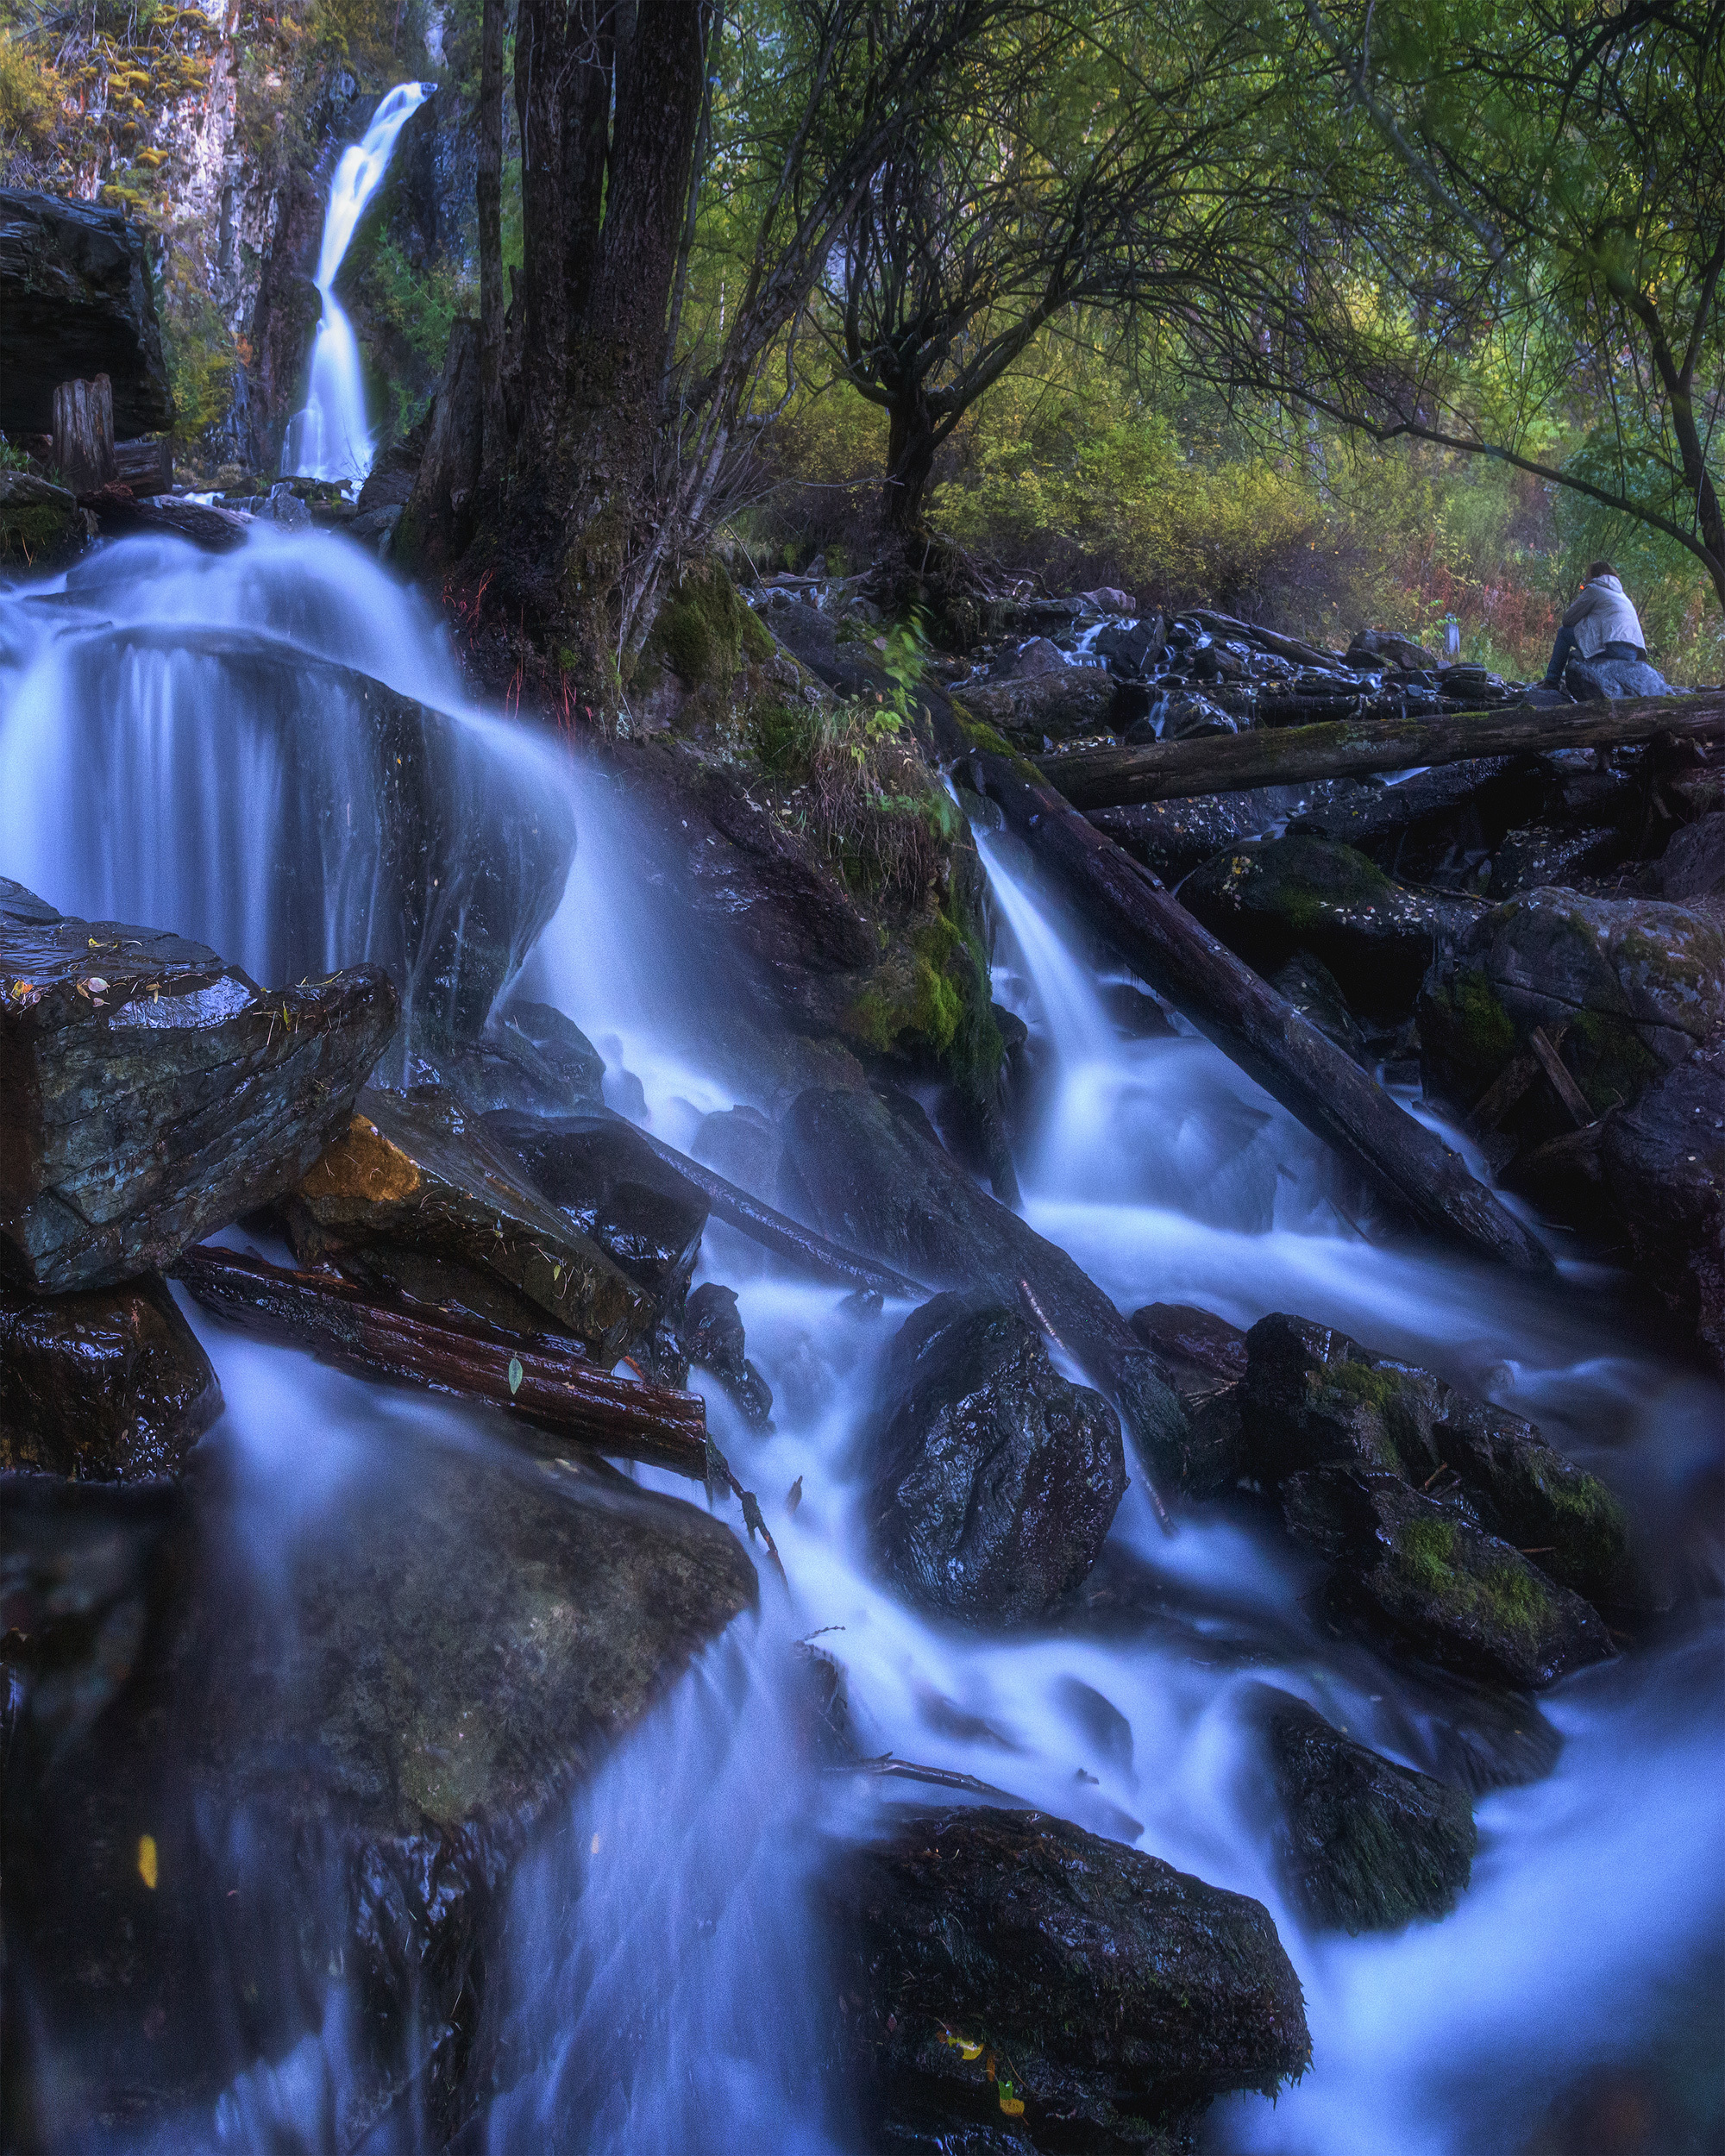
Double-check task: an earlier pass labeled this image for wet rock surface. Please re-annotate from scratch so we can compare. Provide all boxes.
[1239,1314,1643,1611]
[827,1805,1310,2153]
[286,1085,654,1360]
[864,1294,1127,1625]
[1599,1033,1725,1373]
[1,1448,757,2144]
[0,1275,221,1481]
[781,1085,1187,1487]
[955,666,1116,750]
[1283,1465,1616,1690]
[681,1281,775,1426]
[1182,835,1484,1019]
[0,879,398,1293]
[1253,1690,1476,1934]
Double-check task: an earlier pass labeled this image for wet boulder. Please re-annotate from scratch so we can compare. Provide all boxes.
[1090,790,1285,886]
[1346,628,1440,672]
[1652,812,1725,906]
[827,1806,1309,2152]
[781,1086,1187,1491]
[1269,951,1369,1064]
[681,1281,774,1426]
[1181,835,1484,1020]
[1599,1033,1725,1373]
[446,1000,607,1114]
[1565,655,1674,701]
[1420,887,1725,1120]
[1282,1465,1615,1689]
[1253,1690,1475,1933]
[864,1294,1126,1624]
[955,665,1115,750]
[0,879,398,1293]
[0,1276,220,1481]
[286,1085,653,1360]
[1127,1301,1249,1499]
[1239,1314,1640,1610]
[2,1445,756,2142]
[0,469,85,570]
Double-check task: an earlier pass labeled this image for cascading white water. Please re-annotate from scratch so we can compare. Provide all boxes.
[280,83,431,485]
[2,529,1721,2155]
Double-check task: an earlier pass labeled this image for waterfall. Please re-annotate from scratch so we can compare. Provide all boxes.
[280,82,431,486]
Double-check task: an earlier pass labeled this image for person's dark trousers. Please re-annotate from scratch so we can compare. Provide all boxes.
[1543,630,1641,686]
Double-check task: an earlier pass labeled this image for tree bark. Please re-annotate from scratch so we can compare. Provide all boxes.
[883,392,941,537]
[513,0,568,436]
[476,0,505,467]
[173,1243,710,1476]
[1036,692,1725,811]
[53,374,116,497]
[965,749,1552,1273]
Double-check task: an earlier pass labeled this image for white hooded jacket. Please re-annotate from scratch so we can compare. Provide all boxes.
[1561,573,1646,659]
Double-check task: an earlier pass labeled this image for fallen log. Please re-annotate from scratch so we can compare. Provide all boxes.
[624,1120,933,1301]
[965,752,1552,1274]
[1038,692,1725,810]
[173,1242,709,1478]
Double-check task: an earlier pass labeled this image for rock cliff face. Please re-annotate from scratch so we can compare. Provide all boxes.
[0,190,173,436]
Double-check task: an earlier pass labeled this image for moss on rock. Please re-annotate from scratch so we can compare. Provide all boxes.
[650,561,772,687]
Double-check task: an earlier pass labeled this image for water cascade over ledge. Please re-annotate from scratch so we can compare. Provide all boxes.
[0,530,1720,2156]
[280,82,431,486]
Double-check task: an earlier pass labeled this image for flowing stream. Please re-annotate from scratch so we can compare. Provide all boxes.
[1,531,1721,2155]
[280,83,430,486]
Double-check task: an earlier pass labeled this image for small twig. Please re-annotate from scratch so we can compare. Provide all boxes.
[704,1429,787,1586]
[834,1753,1030,1805]
[1421,1462,1453,1489]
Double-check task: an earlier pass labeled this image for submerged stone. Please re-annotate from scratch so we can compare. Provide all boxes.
[826,1806,1309,2152]
[864,1294,1126,1625]
[2,1445,756,2140]
[1283,1465,1615,1690]
[0,1275,220,1481]
[287,1084,654,1362]
[1254,1690,1476,1934]
[0,878,398,1292]
[681,1282,774,1426]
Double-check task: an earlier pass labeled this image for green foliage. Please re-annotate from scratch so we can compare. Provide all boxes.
[0,28,61,147]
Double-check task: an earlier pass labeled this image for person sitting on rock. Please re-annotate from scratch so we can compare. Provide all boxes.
[1541,561,1647,686]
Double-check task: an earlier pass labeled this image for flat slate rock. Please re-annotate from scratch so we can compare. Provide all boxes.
[0,1274,220,1480]
[0,879,398,1292]
[826,1805,1309,2152]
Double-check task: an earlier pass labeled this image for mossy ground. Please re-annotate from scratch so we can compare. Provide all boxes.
[1400,1516,1546,1646]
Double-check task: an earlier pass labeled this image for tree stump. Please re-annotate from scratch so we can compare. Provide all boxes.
[51,374,116,497]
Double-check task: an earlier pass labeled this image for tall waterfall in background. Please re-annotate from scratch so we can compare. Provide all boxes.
[280,81,430,486]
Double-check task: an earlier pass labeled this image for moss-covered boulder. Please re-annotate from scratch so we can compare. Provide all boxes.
[863,1294,1127,1625]
[0,470,84,570]
[826,1806,1309,2152]
[649,560,774,687]
[1255,1690,1476,1933]
[1239,1314,1644,1611]
[1419,887,1725,1119]
[0,1275,220,1481]
[1283,1465,1615,1689]
[1181,834,1484,1020]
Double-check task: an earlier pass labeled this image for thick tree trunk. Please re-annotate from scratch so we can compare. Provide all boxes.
[476,0,505,467]
[400,318,482,569]
[966,749,1552,1273]
[513,0,568,436]
[883,392,940,537]
[1038,691,1725,810]
[174,1243,710,1476]
[53,374,115,497]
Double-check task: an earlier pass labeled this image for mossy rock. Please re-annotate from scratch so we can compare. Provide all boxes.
[649,560,774,688]
[0,471,84,571]
[1283,1465,1615,1689]
[1257,1690,1476,1933]
[1240,1314,1647,1611]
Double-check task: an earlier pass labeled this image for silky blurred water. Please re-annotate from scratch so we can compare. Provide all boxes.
[2,529,1720,2155]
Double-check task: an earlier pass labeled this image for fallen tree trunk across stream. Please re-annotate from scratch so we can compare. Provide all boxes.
[1037,692,1725,811]
[174,1242,711,1476]
[965,752,1552,1274]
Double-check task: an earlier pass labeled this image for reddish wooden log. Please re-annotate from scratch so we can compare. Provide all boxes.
[173,1242,708,1477]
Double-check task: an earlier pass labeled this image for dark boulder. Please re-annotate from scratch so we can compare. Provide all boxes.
[0,879,398,1293]
[1239,1314,1642,1610]
[287,1085,655,1360]
[956,667,1115,750]
[781,1086,1187,1489]
[1095,614,1167,674]
[1269,951,1369,1064]
[863,1294,1126,1624]
[2,1445,756,2142]
[681,1281,775,1426]
[1006,636,1070,678]
[1346,628,1440,672]
[1181,834,1484,1020]
[0,469,84,570]
[0,1275,220,1482]
[1254,1690,1475,1933]
[1565,655,1674,700]
[1599,1033,1725,1373]
[826,1806,1309,2153]
[1090,791,1285,886]
[1653,812,1725,906]
[1486,824,1627,899]
[1282,1465,1616,1689]
[1420,887,1725,1120]
[0,189,173,436]
[1126,1302,1249,1500]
